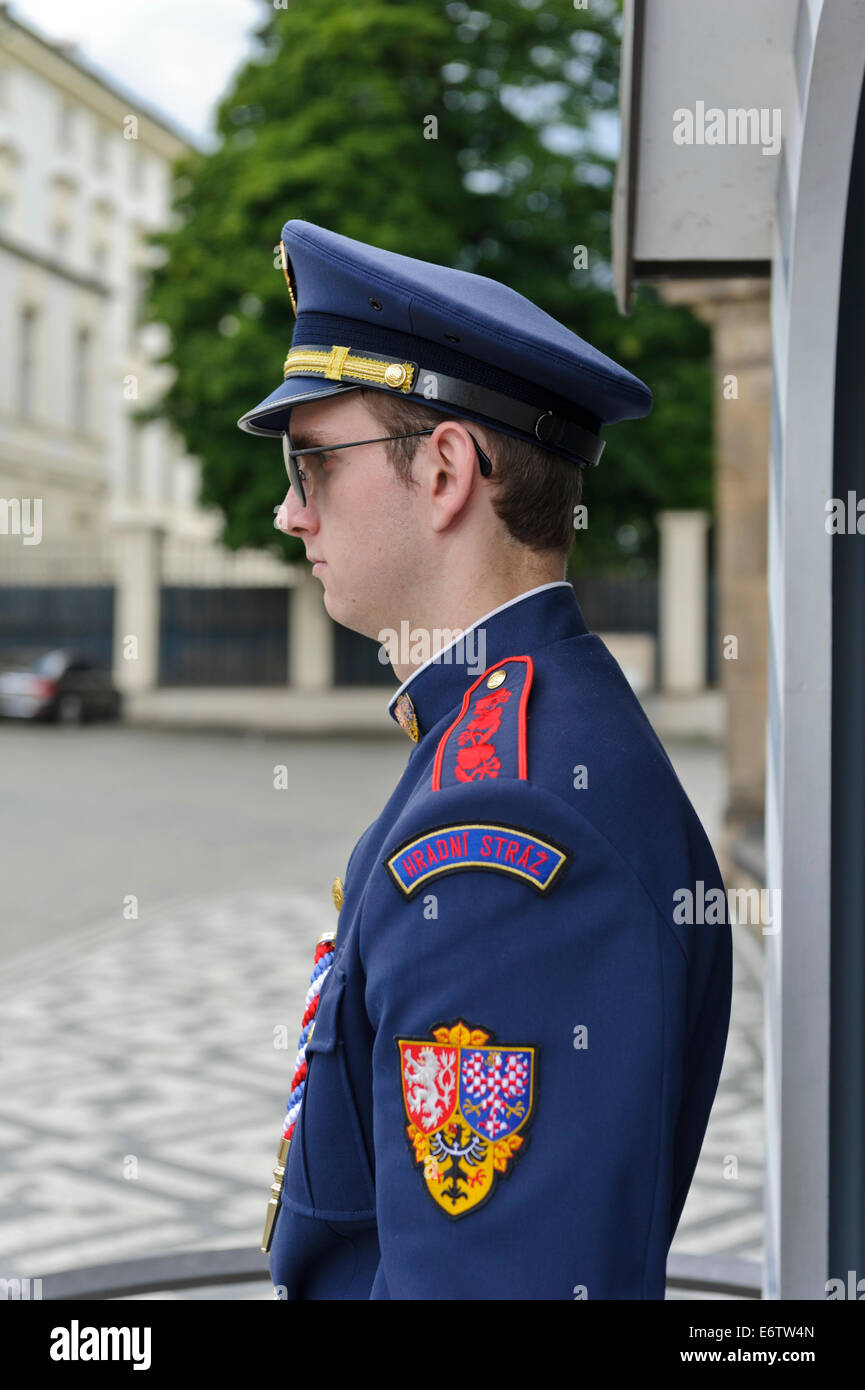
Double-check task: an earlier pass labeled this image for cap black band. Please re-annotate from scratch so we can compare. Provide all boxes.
[279,341,604,468]
[408,366,605,468]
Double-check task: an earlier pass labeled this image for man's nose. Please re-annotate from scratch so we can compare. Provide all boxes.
[275,486,314,538]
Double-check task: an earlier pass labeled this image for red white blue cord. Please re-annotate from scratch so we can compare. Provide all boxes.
[282,936,336,1140]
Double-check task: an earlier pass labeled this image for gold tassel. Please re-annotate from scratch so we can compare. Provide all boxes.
[260,1135,291,1254]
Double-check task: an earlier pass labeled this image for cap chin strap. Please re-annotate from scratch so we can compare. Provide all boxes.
[280,343,605,468]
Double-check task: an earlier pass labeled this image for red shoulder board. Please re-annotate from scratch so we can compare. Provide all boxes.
[432,655,534,791]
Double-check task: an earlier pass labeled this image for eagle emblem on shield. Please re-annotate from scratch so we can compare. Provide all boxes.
[396,1020,538,1218]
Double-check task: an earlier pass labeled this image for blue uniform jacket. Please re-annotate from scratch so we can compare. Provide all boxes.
[269,581,732,1300]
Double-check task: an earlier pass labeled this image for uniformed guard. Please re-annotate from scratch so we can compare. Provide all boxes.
[239,220,732,1299]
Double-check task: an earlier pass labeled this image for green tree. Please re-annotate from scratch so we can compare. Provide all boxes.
[145,0,711,574]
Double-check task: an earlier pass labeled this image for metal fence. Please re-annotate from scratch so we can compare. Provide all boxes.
[158,587,290,686]
[0,572,718,689]
[333,625,399,687]
[0,586,115,669]
[573,572,717,687]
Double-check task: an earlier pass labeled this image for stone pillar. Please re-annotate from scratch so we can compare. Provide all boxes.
[290,566,334,690]
[660,278,771,841]
[112,520,164,691]
[657,509,710,693]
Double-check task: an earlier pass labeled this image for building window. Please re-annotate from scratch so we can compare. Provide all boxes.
[133,264,150,327]
[94,125,110,173]
[130,148,146,193]
[19,307,38,418]
[0,142,18,230]
[52,220,70,260]
[73,327,92,434]
[58,101,75,152]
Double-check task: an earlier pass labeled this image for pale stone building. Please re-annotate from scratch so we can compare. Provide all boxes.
[0,7,292,688]
[0,5,721,708]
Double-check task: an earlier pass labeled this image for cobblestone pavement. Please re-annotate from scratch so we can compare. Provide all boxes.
[670,921,764,1264]
[0,727,762,1300]
[0,887,321,1299]
[0,884,763,1300]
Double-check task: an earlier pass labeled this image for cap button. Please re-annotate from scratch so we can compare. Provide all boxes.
[384,363,408,389]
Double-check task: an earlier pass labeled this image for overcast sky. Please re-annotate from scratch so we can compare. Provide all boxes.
[8,0,262,146]
[8,1,618,158]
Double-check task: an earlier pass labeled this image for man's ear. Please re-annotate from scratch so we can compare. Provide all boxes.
[429,420,479,474]
[423,422,477,525]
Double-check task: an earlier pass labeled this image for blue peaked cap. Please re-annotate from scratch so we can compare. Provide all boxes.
[237,220,652,468]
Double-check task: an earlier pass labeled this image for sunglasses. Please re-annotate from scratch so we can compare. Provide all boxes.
[281,427,493,509]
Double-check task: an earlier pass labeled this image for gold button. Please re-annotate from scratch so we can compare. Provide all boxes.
[332,877,344,912]
[384,363,407,388]
[486,669,507,689]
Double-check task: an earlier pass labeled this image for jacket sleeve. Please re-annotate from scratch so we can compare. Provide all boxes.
[358,775,727,1300]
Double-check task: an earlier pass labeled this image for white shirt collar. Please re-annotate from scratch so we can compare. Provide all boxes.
[386,580,573,714]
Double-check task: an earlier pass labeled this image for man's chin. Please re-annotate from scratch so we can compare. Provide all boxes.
[321,588,379,642]
[321,587,347,628]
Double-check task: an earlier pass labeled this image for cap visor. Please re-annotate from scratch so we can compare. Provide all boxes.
[237,375,360,436]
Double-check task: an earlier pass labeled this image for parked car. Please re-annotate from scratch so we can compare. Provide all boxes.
[0,649,123,723]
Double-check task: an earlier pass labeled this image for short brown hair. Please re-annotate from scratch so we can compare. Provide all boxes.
[358,387,583,556]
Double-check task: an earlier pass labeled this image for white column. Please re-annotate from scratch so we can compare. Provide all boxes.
[761,1,862,1302]
[290,566,333,690]
[112,521,164,691]
[657,509,710,693]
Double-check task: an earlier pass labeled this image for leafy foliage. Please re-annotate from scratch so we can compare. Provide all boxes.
[145,0,712,573]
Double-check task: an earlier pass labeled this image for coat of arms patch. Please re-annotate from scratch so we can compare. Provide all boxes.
[395,1020,538,1218]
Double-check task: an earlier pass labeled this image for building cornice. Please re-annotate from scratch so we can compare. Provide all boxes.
[0,229,110,294]
[0,6,197,158]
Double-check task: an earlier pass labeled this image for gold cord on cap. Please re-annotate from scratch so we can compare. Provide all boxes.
[282,345,416,392]
[278,242,297,316]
